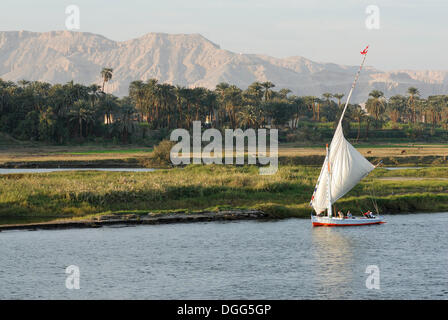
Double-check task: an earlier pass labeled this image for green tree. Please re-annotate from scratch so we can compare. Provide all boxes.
[69,100,95,138]
[114,98,137,143]
[366,90,386,127]
[387,95,407,124]
[407,87,420,123]
[100,68,113,93]
[261,81,275,101]
[333,93,345,108]
[351,105,366,141]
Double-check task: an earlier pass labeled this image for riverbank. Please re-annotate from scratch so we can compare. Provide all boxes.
[0,210,267,232]
[1,165,448,228]
[2,143,448,168]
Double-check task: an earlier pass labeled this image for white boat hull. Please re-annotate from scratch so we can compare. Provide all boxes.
[311,215,385,227]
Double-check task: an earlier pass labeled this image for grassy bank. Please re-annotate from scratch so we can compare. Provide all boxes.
[1,165,447,225]
[2,143,448,168]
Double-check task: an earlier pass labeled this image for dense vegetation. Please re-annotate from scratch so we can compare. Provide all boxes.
[1,165,448,224]
[1,68,448,145]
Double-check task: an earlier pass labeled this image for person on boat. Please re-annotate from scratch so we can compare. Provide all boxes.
[363,210,374,218]
[338,211,344,219]
[346,211,352,219]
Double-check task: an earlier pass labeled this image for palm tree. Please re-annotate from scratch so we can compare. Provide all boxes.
[364,114,374,139]
[407,87,420,123]
[202,90,218,126]
[427,95,445,130]
[223,85,242,128]
[215,82,230,97]
[238,105,257,129]
[115,98,137,143]
[190,87,206,122]
[158,83,176,128]
[351,105,366,141]
[366,90,386,127]
[246,82,264,103]
[101,94,118,125]
[279,88,292,99]
[387,95,406,124]
[303,96,317,121]
[418,98,429,124]
[129,80,146,121]
[148,79,160,118]
[315,98,322,122]
[333,93,345,108]
[261,81,275,101]
[88,84,102,109]
[39,106,56,141]
[69,99,94,138]
[322,93,333,103]
[288,95,305,128]
[100,68,113,93]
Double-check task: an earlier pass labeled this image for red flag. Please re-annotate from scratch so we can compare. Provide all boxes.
[360,45,369,55]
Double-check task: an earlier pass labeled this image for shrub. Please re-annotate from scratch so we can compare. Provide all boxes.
[149,140,176,166]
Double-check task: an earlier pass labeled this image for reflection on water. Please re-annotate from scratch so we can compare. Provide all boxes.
[312,228,354,298]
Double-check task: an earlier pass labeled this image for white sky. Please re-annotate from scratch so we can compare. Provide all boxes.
[0,0,447,70]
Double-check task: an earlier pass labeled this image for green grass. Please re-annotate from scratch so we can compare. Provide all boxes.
[353,143,448,148]
[1,165,447,225]
[375,167,448,177]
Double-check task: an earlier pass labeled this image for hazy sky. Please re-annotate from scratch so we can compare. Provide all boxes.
[0,0,446,70]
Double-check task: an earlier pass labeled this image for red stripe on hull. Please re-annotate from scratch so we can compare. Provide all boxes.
[312,221,385,227]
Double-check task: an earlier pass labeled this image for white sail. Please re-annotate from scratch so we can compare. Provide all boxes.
[310,47,374,214]
[311,123,374,214]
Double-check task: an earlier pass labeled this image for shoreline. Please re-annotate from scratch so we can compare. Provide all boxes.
[0,210,269,232]
[1,210,446,232]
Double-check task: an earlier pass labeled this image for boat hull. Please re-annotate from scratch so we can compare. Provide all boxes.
[311,215,385,227]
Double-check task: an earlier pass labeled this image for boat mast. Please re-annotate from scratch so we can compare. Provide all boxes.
[326,47,368,219]
[326,144,332,217]
[310,46,370,217]
[337,47,369,127]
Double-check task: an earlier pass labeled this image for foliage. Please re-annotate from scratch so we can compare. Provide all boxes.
[1,74,448,145]
[148,140,176,166]
[1,165,447,224]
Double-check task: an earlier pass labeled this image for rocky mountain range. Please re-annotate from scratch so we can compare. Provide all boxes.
[1,30,447,102]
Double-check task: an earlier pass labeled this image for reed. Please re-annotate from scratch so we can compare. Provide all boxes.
[0,165,447,224]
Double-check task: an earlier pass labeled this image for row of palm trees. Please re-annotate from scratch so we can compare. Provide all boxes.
[128,79,305,130]
[73,67,448,134]
[2,65,448,144]
[365,87,448,129]
[0,69,136,143]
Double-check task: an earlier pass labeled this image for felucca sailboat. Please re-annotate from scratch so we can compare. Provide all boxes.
[310,46,385,227]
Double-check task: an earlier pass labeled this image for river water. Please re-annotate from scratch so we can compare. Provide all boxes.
[0,213,447,299]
